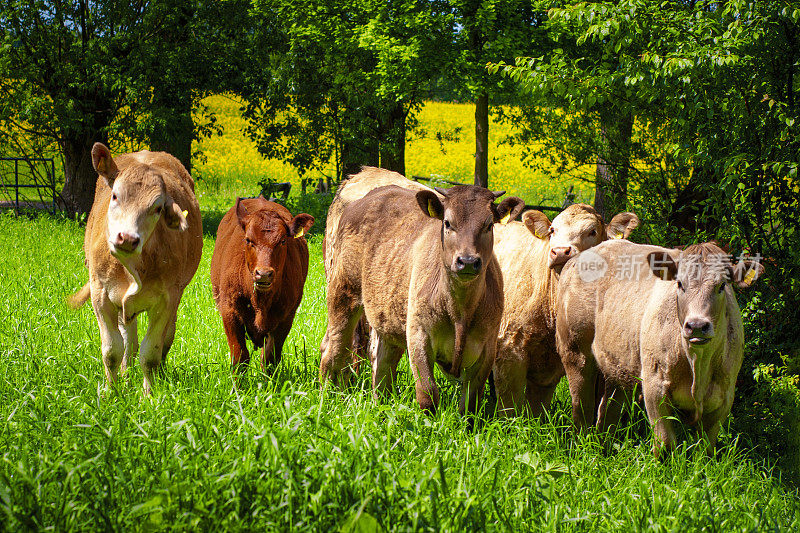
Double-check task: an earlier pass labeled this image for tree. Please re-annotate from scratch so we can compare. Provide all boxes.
[449,0,547,188]
[0,0,248,215]
[242,0,453,185]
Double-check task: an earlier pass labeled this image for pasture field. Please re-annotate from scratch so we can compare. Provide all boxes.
[193,96,593,209]
[0,212,798,531]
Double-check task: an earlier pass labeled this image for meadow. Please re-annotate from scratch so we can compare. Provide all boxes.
[1,211,799,531]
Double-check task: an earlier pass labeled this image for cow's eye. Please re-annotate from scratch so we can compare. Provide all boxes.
[548,226,555,235]
[155,205,162,215]
[589,229,597,237]
[280,238,286,245]
[111,193,117,201]
[444,219,451,230]
[677,280,684,292]
[718,282,726,293]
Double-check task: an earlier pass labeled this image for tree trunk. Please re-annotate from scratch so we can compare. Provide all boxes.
[149,92,194,173]
[379,103,406,176]
[340,137,379,181]
[474,92,489,188]
[594,109,632,220]
[60,135,105,216]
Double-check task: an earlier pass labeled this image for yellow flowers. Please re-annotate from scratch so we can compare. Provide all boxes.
[193,95,592,207]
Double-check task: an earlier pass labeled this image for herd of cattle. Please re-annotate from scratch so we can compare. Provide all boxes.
[69,144,763,454]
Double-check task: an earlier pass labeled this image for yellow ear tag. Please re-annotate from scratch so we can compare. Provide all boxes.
[743,268,756,285]
[613,231,624,239]
[294,227,305,239]
[500,212,511,225]
[427,199,438,218]
[181,210,188,219]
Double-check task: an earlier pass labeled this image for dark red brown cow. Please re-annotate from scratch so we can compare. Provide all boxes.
[210,196,314,371]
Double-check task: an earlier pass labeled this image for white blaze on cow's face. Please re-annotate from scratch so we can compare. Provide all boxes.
[91,143,188,260]
[523,204,639,270]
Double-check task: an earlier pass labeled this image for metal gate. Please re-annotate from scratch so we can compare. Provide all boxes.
[0,157,58,214]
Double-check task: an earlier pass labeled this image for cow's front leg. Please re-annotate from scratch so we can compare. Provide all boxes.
[139,298,171,395]
[118,313,138,374]
[460,340,494,417]
[642,379,676,456]
[371,336,404,399]
[92,289,123,390]
[407,324,438,414]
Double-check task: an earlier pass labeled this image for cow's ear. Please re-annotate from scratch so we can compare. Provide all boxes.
[92,143,119,185]
[164,198,189,231]
[235,197,250,230]
[732,257,764,289]
[522,210,551,240]
[416,190,443,220]
[289,213,314,239]
[493,196,525,224]
[647,251,678,281]
[607,212,640,239]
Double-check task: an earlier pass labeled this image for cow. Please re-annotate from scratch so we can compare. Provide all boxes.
[69,143,203,394]
[320,184,524,415]
[555,240,763,453]
[210,196,314,372]
[492,204,639,417]
[323,166,433,370]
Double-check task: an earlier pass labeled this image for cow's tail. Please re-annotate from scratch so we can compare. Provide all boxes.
[68,282,91,309]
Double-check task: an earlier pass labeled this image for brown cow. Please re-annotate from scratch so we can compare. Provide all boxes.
[69,143,203,394]
[492,204,639,417]
[555,240,762,453]
[210,197,314,372]
[320,184,524,414]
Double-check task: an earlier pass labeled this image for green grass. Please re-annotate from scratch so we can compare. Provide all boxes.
[0,212,798,531]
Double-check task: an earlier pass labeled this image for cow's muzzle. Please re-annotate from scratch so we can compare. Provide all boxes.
[110,232,141,255]
[683,318,713,345]
[549,246,573,268]
[253,268,275,291]
[453,255,481,278]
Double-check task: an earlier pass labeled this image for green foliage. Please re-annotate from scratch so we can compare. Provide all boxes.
[1,212,800,529]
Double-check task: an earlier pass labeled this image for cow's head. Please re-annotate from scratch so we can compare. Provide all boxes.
[523,203,639,270]
[647,242,763,347]
[92,143,188,259]
[236,196,314,293]
[416,186,524,282]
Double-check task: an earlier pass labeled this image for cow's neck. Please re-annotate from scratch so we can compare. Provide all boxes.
[683,320,727,422]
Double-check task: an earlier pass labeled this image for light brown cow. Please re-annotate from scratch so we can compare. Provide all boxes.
[69,143,203,394]
[323,167,434,370]
[492,204,639,417]
[555,240,762,453]
[320,184,524,415]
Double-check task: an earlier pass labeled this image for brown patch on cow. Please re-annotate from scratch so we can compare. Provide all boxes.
[210,196,313,373]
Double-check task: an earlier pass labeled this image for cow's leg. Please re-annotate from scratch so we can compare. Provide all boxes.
[564,353,598,430]
[160,303,179,365]
[319,278,362,385]
[371,337,404,399]
[642,379,676,456]
[119,314,138,375]
[407,325,438,414]
[460,342,494,418]
[493,348,527,417]
[139,298,171,395]
[263,316,293,369]
[222,313,249,373]
[92,290,123,389]
[597,385,633,434]
[525,379,559,419]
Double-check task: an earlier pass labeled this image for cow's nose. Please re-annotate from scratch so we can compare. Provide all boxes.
[254,268,275,282]
[684,318,712,338]
[115,232,140,252]
[550,246,572,266]
[455,255,481,275]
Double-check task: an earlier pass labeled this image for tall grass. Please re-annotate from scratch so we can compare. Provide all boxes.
[0,212,797,531]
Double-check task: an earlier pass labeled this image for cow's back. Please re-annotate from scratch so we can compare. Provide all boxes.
[325,167,432,277]
[332,185,436,341]
[557,240,672,387]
